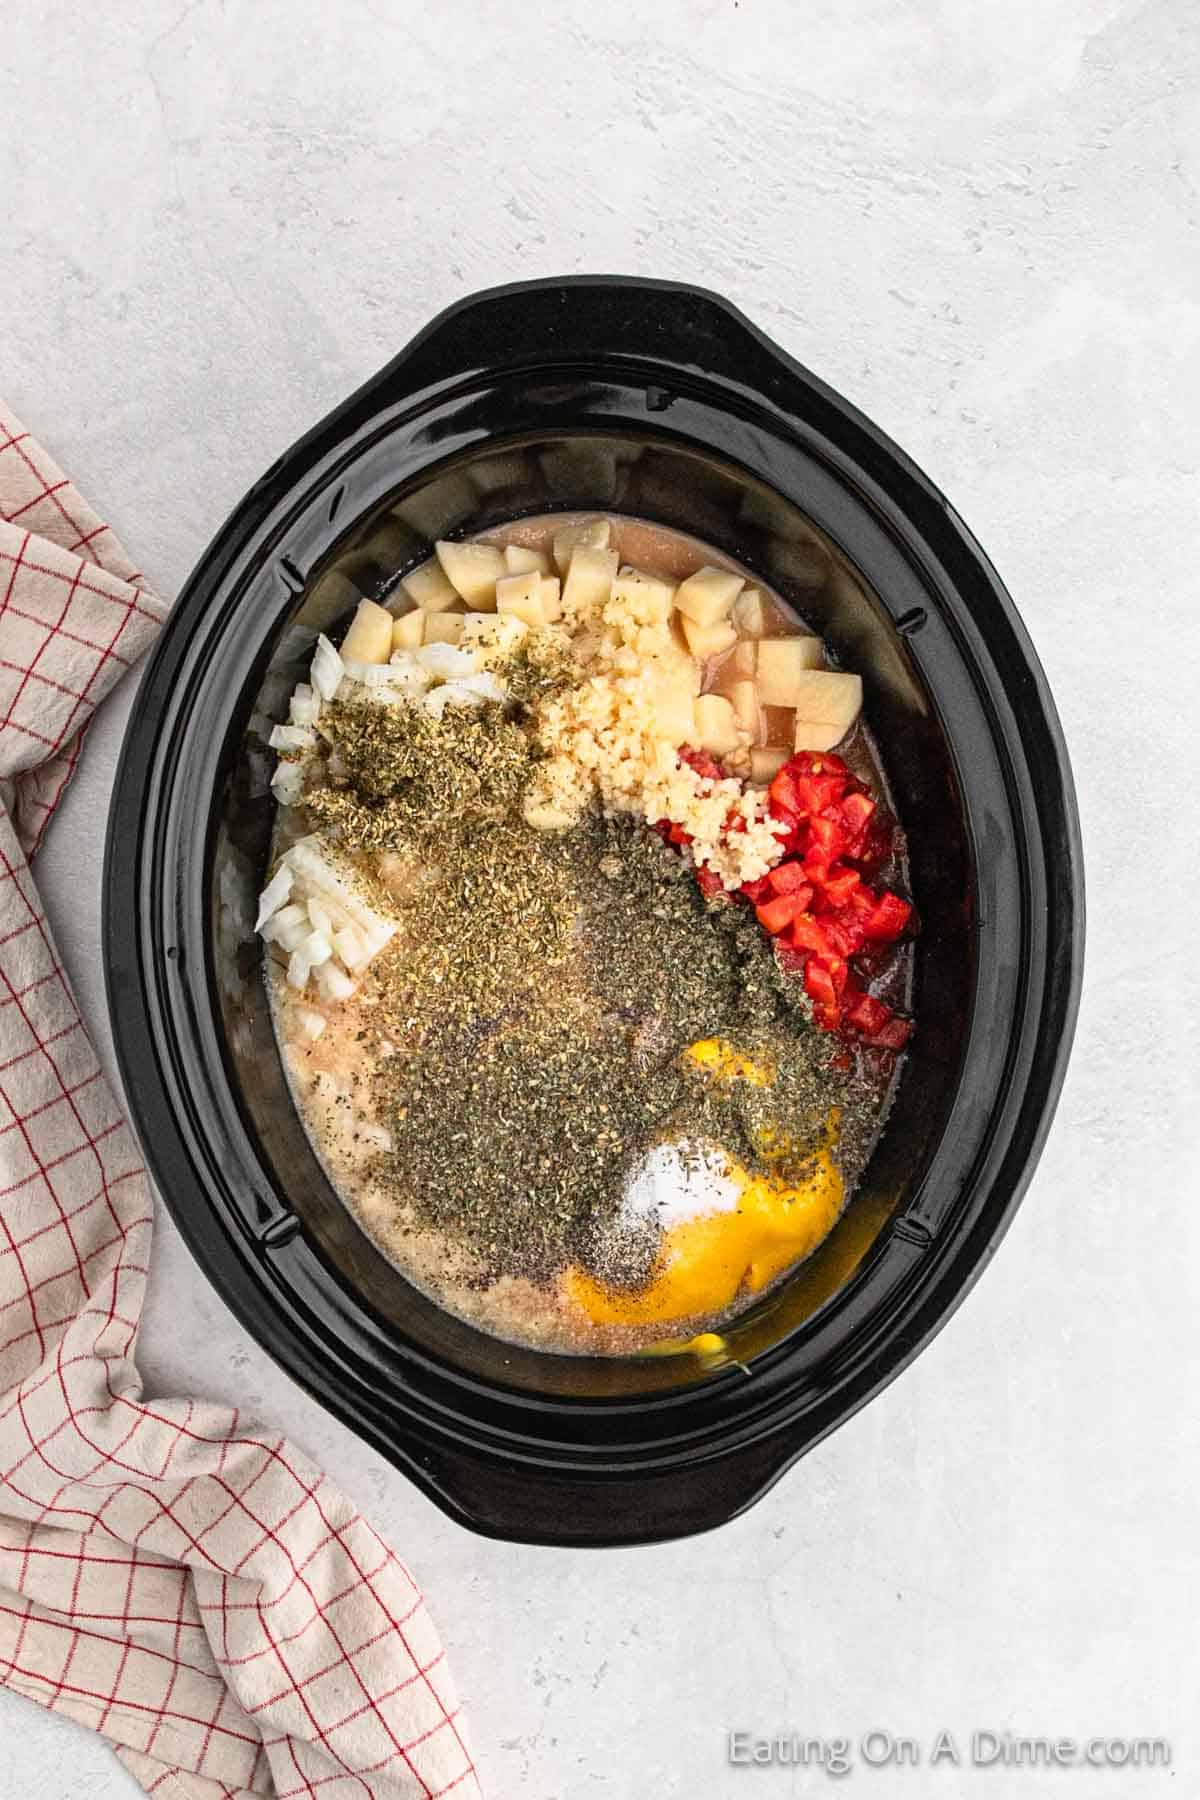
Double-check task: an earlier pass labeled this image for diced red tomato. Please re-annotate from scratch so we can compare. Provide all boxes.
[739,875,772,903]
[694,865,725,900]
[766,859,810,897]
[786,913,835,957]
[802,814,842,878]
[814,864,862,910]
[839,791,876,855]
[792,751,851,783]
[822,913,869,958]
[804,959,839,1011]
[859,807,896,872]
[794,773,846,816]
[768,768,801,816]
[860,892,913,942]
[755,892,808,935]
[843,991,892,1036]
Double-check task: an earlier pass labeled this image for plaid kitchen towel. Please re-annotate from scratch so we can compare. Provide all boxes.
[0,404,480,1800]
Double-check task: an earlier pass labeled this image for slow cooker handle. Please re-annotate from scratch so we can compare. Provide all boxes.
[343,276,825,427]
[410,1431,799,1549]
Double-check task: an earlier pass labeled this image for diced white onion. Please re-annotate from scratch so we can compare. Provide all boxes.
[457,670,506,703]
[286,949,312,989]
[260,901,307,945]
[415,642,478,679]
[284,842,398,951]
[297,928,333,968]
[295,1006,327,1041]
[315,960,358,1002]
[269,723,317,753]
[274,917,312,954]
[254,864,293,931]
[271,761,305,805]
[311,634,344,702]
[306,897,334,937]
[289,683,321,727]
[333,924,370,970]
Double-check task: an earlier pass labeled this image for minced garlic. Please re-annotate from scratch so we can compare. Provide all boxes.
[520,557,787,887]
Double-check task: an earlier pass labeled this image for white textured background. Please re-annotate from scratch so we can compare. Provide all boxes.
[3,1,1200,1795]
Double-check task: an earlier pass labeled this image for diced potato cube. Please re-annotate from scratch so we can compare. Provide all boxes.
[611,565,675,621]
[539,575,563,621]
[791,671,863,751]
[341,598,395,665]
[504,543,552,577]
[562,545,619,615]
[647,672,699,745]
[461,612,528,664]
[756,636,826,706]
[400,557,459,613]
[496,571,550,628]
[435,540,505,610]
[729,679,761,737]
[693,693,741,756]
[423,612,465,645]
[727,639,758,679]
[660,636,703,697]
[749,746,790,785]
[733,587,769,636]
[681,615,738,660]
[793,719,853,753]
[552,517,611,576]
[674,566,744,628]
[392,609,425,651]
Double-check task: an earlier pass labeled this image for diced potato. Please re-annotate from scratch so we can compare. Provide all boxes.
[392,609,425,651]
[749,745,790,785]
[461,612,529,664]
[681,615,738,660]
[660,636,703,697]
[423,612,465,645]
[674,566,744,628]
[562,546,619,615]
[496,571,550,628]
[693,693,742,757]
[727,639,758,679]
[729,679,761,737]
[791,671,864,751]
[341,599,394,665]
[539,575,563,621]
[504,543,552,577]
[756,635,826,706]
[733,587,769,636]
[435,540,506,610]
[401,557,459,613]
[552,517,611,576]
[648,671,699,745]
[793,720,854,753]
[611,565,675,621]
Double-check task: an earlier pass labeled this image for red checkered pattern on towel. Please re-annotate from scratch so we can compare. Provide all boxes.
[0,405,480,1800]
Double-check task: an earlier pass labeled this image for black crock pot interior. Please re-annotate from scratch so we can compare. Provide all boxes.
[106,278,1082,1544]
[214,439,965,1401]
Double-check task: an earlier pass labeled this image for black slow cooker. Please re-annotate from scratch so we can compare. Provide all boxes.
[104,278,1083,1546]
